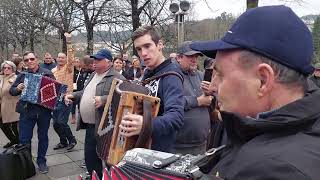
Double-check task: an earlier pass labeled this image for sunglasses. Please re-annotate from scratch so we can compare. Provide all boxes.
[24,57,36,62]
[3,66,12,70]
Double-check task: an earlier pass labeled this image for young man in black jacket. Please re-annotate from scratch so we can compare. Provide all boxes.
[119,26,184,152]
[191,5,320,180]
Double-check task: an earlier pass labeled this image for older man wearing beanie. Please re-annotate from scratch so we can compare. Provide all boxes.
[191,5,320,180]
[173,41,212,155]
[65,49,123,178]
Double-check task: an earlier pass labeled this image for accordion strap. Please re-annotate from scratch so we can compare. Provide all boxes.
[135,99,153,148]
[142,71,183,86]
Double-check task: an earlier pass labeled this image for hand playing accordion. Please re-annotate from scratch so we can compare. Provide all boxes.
[119,112,143,137]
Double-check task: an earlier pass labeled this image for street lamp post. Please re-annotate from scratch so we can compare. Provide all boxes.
[169,1,190,46]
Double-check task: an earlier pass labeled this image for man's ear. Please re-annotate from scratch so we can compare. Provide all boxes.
[257,63,275,97]
[176,54,182,63]
[157,40,164,50]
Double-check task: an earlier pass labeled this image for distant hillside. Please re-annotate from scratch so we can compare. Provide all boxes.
[301,14,319,21]
[71,14,318,44]
[73,30,131,43]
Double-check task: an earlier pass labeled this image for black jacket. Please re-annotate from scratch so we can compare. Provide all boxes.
[142,59,184,152]
[208,83,320,180]
[73,68,93,92]
[123,67,142,80]
[309,75,320,88]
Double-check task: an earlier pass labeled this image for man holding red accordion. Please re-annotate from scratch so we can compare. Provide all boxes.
[10,52,55,174]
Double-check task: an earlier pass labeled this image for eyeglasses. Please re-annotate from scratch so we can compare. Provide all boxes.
[3,66,12,70]
[24,57,36,62]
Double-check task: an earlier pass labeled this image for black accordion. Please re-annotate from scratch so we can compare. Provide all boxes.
[84,147,226,180]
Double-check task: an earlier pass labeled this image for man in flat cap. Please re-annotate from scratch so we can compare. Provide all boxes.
[173,41,212,155]
[191,5,320,179]
[64,49,123,178]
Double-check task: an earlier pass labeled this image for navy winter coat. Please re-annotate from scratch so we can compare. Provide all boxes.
[142,59,184,152]
[207,82,320,180]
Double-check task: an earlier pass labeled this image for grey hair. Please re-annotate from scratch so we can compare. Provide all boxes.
[1,61,16,72]
[238,50,307,90]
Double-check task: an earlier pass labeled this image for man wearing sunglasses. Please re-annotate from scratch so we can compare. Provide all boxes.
[10,52,55,174]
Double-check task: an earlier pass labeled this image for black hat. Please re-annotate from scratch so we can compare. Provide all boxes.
[191,5,314,75]
[177,41,203,56]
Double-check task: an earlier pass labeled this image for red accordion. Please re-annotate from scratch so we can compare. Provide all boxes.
[20,73,67,110]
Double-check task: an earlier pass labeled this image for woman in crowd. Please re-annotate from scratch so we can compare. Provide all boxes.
[113,56,124,74]
[124,56,142,80]
[12,56,25,75]
[0,61,20,148]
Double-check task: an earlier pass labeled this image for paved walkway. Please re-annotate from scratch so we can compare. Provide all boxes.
[0,121,87,180]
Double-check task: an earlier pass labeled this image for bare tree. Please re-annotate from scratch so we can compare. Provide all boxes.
[25,0,81,53]
[100,0,172,55]
[71,0,112,54]
[1,0,32,54]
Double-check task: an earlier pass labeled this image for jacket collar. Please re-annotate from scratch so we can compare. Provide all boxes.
[27,66,40,73]
[221,83,320,144]
[88,67,117,82]
[181,67,196,76]
[143,59,172,80]
[104,67,116,77]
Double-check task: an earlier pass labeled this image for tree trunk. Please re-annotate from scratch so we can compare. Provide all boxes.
[247,0,259,9]
[131,0,141,56]
[5,40,9,60]
[60,30,67,54]
[87,25,94,54]
[29,28,35,52]
[41,28,46,54]
[13,43,16,53]
[0,43,4,63]
[21,42,27,53]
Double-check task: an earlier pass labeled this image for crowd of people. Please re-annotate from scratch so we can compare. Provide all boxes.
[0,4,320,180]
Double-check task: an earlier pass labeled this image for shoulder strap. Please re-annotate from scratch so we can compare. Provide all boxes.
[135,99,153,148]
[185,145,227,179]
[141,71,183,86]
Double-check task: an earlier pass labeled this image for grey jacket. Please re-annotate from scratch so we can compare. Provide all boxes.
[175,69,211,148]
[73,68,124,132]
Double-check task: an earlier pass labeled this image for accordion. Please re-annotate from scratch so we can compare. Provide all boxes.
[109,148,198,179]
[83,147,226,180]
[20,73,67,110]
[96,79,160,165]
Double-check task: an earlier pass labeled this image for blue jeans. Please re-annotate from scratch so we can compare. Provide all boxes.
[52,101,75,145]
[85,125,102,178]
[19,111,51,165]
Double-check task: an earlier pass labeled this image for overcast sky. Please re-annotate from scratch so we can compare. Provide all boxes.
[192,0,320,20]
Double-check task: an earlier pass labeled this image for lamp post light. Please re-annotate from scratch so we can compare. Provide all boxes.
[169,1,190,46]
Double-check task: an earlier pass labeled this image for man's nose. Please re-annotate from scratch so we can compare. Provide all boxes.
[141,48,148,57]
